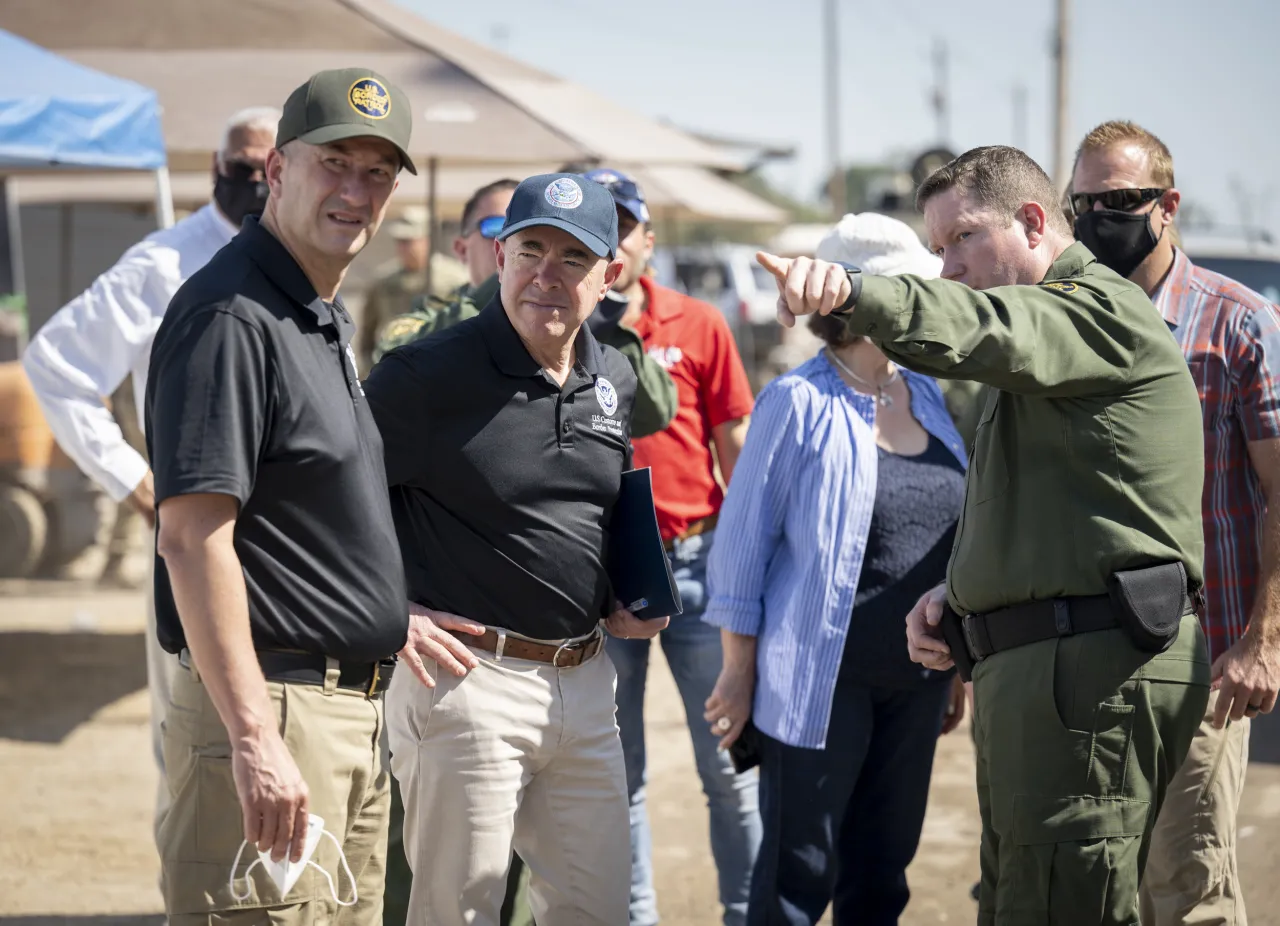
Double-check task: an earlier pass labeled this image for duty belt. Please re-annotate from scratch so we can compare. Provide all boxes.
[178,647,396,698]
[958,593,1193,662]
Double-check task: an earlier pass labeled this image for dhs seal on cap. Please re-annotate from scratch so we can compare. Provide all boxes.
[545,177,584,209]
[498,172,619,258]
[595,377,619,417]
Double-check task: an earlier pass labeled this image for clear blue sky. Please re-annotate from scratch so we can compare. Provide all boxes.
[399,0,1278,238]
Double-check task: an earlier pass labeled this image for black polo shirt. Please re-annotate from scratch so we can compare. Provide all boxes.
[145,217,408,663]
[364,299,638,640]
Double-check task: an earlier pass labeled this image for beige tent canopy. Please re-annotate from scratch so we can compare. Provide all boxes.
[2,0,785,224]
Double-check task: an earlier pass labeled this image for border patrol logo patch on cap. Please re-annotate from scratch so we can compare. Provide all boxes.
[545,177,584,209]
[348,78,391,120]
[595,377,618,416]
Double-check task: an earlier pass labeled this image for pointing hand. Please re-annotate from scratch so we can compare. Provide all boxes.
[756,251,853,328]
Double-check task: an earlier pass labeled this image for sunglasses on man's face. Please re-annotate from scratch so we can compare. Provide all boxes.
[465,215,506,239]
[1070,187,1166,216]
[222,159,266,182]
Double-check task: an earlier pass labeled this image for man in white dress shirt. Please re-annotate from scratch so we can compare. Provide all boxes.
[21,105,279,838]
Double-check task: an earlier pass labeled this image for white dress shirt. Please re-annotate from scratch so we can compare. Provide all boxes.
[22,203,238,501]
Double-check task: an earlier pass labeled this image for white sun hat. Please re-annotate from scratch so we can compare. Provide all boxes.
[814,212,943,279]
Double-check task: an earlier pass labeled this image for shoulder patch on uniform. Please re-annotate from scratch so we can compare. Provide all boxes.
[380,315,427,341]
[1044,281,1080,294]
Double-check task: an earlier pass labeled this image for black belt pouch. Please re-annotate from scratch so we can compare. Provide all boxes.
[1106,561,1187,654]
[939,604,976,683]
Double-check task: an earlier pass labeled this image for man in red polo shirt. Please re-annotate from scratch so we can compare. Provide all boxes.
[584,168,761,926]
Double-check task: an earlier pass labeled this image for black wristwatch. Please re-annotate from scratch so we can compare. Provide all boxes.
[832,262,863,314]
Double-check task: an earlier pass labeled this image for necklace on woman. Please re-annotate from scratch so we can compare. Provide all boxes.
[825,348,900,408]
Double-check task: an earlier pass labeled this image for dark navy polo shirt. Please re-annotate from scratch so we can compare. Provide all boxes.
[364,298,638,640]
[145,217,408,663]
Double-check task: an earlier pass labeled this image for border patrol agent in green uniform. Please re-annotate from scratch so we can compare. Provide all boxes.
[757,146,1209,926]
[356,206,468,374]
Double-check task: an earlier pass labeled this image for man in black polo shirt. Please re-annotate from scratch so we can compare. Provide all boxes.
[364,173,667,926]
[146,69,418,924]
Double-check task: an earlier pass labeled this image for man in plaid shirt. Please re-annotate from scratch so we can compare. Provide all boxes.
[1073,120,1280,926]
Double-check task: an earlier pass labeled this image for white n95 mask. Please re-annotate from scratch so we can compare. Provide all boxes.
[229,813,356,906]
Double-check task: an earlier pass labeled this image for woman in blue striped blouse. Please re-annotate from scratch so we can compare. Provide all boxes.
[702,214,971,926]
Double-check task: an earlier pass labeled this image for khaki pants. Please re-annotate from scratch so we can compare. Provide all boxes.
[386,636,631,926]
[159,664,391,925]
[1140,688,1250,925]
[145,558,180,843]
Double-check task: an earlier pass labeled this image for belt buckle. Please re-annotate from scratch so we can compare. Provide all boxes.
[494,629,506,663]
[366,661,381,698]
[552,640,577,668]
[552,629,599,668]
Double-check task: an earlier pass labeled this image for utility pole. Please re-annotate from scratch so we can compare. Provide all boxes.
[824,0,846,216]
[931,38,950,146]
[1012,82,1028,152]
[1051,0,1071,190]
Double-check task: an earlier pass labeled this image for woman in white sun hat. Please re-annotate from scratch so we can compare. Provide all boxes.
[704,213,970,925]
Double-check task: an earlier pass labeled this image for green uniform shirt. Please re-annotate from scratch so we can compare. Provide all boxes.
[357,257,469,373]
[845,243,1205,615]
[372,275,678,439]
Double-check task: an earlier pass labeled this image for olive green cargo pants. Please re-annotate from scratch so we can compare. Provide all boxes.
[972,612,1210,926]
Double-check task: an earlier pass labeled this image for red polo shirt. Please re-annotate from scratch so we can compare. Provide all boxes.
[630,277,754,541]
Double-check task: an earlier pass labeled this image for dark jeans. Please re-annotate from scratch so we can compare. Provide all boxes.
[749,678,951,926]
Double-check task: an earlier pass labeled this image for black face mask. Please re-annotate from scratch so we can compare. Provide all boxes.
[1074,208,1163,278]
[213,161,269,227]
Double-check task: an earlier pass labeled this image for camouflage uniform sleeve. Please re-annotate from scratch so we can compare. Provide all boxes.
[599,324,677,437]
[372,311,435,365]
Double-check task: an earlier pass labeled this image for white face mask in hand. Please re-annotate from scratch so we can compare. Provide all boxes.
[229,813,356,907]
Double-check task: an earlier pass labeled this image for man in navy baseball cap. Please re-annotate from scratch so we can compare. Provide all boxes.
[497,172,619,258]
[582,167,651,225]
[362,166,664,924]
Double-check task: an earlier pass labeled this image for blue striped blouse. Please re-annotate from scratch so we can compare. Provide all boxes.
[704,352,967,749]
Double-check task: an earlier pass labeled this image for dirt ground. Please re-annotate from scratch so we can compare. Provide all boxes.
[3,580,1280,925]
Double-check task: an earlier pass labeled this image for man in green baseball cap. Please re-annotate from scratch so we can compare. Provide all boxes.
[276,67,416,174]
[147,67,416,926]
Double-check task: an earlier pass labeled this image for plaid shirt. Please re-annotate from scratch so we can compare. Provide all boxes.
[1155,249,1280,660]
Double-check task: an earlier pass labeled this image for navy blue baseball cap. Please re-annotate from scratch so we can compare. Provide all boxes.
[497,173,619,258]
[583,168,651,224]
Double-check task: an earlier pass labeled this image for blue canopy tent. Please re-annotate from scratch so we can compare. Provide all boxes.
[0,28,172,349]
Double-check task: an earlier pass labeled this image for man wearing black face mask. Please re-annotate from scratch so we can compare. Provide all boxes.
[1074,120,1280,926]
[22,104,279,847]
[213,154,270,226]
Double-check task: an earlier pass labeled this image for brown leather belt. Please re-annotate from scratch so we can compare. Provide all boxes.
[662,514,718,553]
[446,627,604,667]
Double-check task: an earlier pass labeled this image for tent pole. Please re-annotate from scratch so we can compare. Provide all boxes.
[154,167,175,229]
[3,177,27,353]
[424,156,439,297]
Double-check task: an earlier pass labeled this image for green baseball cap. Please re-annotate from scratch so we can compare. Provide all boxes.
[275,68,417,175]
